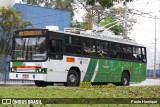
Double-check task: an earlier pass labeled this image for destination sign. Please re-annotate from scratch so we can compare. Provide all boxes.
[18,30,43,36]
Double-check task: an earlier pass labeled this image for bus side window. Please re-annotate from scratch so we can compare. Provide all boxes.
[82,38,95,56]
[109,42,117,58]
[142,48,146,62]
[49,39,63,60]
[96,41,108,57]
[133,47,142,61]
[65,36,81,55]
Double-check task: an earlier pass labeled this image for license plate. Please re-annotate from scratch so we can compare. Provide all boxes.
[23,74,29,79]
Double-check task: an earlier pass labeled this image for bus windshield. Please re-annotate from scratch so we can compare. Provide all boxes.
[12,36,47,61]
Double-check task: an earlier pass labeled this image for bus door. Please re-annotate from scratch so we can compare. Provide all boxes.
[47,39,67,82]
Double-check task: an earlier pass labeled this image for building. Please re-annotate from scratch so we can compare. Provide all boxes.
[14,3,71,31]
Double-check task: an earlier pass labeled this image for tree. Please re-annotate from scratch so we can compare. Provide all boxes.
[83,0,135,35]
[0,6,33,55]
[100,17,123,35]
[109,7,136,35]
[22,0,75,17]
[85,0,114,8]
[22,0,135,36]
[72,20,88,30]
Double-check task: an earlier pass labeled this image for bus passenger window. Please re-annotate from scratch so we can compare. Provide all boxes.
[96,41,108,58]
[65,35,81,55]
[142,48,146,62]
[49,39,62,59]
[82,38,95,56]
[133,47,142,61]
[121,45,133,60]
[109,43,121,59]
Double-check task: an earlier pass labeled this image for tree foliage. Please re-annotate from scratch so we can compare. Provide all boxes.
[100,17,123,35]
[22,0,135,36]
[22,0,74,16]
[0,6,33,55]
[85,0,134,8]
[83,0,135,35]
[86,0,113,8]
[72,20,88,30]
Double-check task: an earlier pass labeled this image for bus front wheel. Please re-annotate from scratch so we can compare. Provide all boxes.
[65,70,80,86]
[121,72,130,86]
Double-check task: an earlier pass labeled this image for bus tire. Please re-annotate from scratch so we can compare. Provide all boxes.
[34,81,47,87]
[65,70,80,86]
[121,72,130,86]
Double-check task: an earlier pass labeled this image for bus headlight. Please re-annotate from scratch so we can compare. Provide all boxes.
[13,68,17,72]
[39,69,41,72]
[36,69,39,72]
[36,68,46,73]
[11,68,14,72]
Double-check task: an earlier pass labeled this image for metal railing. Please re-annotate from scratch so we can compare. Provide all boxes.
[0,56,34,84]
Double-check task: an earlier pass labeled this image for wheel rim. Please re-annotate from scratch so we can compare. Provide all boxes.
[69,74,76,83]
[123,76,128,85]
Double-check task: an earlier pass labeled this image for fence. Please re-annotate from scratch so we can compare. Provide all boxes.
[0,56,33,84]
[147,70,160,78]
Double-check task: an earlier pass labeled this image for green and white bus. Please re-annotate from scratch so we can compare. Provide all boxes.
[9,28,147,87]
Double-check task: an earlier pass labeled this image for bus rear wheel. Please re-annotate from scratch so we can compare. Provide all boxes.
[121,72,130,86]
[34,81,47,87]
[65,70,80,86]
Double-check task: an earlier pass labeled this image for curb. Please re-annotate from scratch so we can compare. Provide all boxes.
[0,84,35,86]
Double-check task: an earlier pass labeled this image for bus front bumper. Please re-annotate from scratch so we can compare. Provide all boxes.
[9,73,47,81]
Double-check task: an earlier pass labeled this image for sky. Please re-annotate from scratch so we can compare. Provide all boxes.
[128,0,160,46]
[15,0,160,46]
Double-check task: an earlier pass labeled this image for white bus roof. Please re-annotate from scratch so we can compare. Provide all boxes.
[48,29,145,47]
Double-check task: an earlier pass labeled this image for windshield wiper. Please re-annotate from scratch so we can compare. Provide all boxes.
[26,38,30,60]
[22,39,26,59]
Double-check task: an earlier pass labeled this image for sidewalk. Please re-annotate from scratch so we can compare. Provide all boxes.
[0,81,35,86]
[130,79,160,86]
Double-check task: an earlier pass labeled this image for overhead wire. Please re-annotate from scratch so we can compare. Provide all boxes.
[127,0,159,6]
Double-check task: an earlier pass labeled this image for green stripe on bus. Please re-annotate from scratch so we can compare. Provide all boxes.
[93,59,146,82]
[94,60,109,82]
[12,62,23,66]
[83,59,98,82]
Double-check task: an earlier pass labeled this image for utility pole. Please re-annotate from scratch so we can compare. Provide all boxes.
[88,6,92,30]
[154,15,157,79]
[159,0,160,73]
[123,0,128,39]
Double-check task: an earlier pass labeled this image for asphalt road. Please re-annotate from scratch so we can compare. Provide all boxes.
[0,79,159,86]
